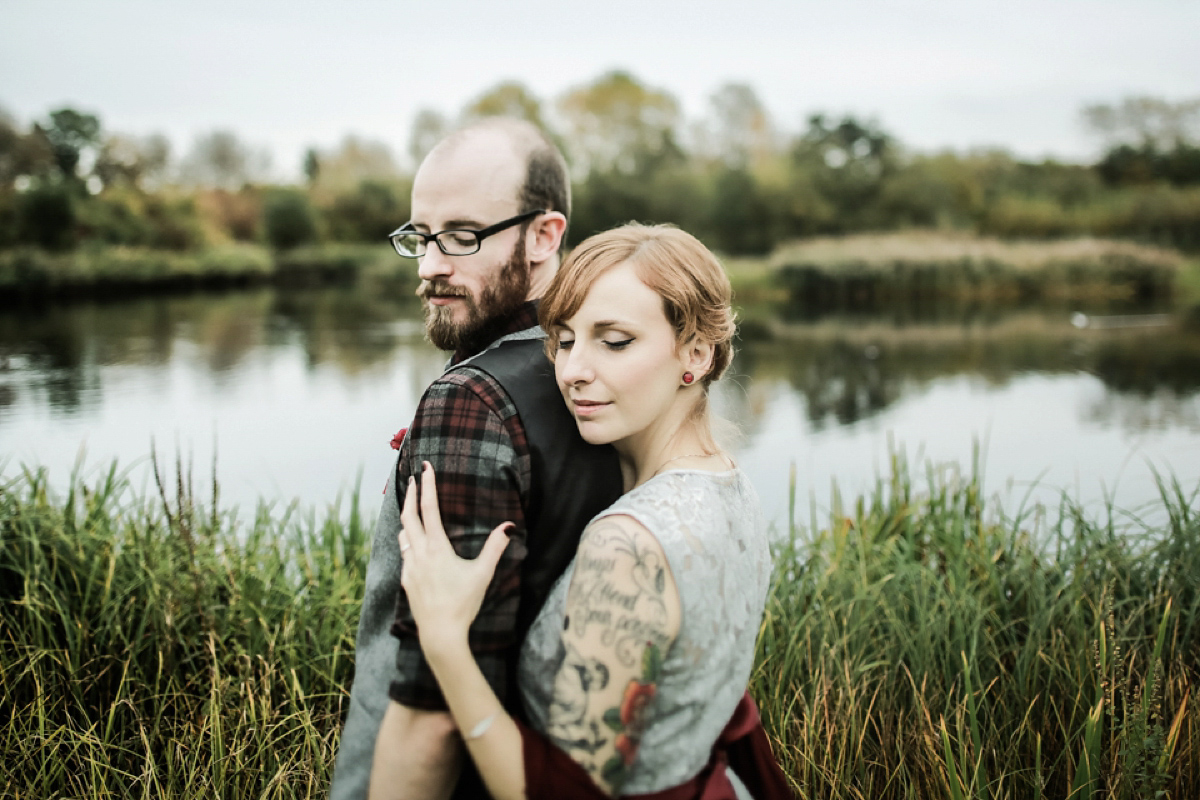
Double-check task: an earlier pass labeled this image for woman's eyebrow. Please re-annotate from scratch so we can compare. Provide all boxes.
[593,320,632,331]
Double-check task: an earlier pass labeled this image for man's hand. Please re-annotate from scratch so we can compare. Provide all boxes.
[368,701,462,800]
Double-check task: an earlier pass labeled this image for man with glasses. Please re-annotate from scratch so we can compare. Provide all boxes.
[330,118,621,800]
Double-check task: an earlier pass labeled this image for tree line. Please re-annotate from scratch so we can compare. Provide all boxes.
[2,74,1199,257]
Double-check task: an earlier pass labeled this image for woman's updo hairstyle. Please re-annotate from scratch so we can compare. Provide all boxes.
[539,223,736,386]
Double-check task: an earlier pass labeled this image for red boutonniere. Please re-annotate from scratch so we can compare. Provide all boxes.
[385,427,409,494]
[390,427,408,451]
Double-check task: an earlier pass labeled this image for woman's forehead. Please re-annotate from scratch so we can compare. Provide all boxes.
[568,263,664,327]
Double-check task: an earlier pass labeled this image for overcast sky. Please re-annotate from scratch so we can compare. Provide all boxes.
[2,0,1198,179]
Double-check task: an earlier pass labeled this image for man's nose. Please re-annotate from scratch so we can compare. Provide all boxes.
[416,242,453,281]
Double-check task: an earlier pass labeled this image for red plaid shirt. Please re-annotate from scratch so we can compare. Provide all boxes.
[387,302,541,710]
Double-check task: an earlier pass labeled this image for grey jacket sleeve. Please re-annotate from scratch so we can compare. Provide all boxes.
[328,465,405,800]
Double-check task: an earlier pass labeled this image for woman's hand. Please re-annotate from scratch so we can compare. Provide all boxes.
[399,461,512,657]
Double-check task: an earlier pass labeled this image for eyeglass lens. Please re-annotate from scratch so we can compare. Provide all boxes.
[392,230,480,257]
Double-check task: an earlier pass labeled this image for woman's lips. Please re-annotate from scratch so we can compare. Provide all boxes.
[572,399,609,417]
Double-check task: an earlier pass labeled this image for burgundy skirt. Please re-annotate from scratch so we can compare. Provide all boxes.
[517,691,794,799]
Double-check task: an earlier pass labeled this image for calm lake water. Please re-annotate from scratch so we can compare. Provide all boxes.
[3,284,1199,531]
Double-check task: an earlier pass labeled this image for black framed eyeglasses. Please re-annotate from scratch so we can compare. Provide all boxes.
[388,209,545,258]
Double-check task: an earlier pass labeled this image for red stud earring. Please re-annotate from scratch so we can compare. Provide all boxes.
[682,372,695,385]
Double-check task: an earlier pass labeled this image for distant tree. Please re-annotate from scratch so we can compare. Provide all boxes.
[1,110,55,187]
[462,80,546,128]
[708,167,775,255]
[700,82,777,169]
[877,151,986,229]
[16,183,75,249]
[93,133,171,191]
[312,136,400,194]
[1084,97,1200,187]
[790,114,897,231]
[303,147,320,185]
[1083,96,1200,150]
[324,179,409,242]
[1095,142,1200,186]
[196,187,261,242]
[0,108,20,185]
[408,109,449,170]
[263,190,317,249]
[41,107,102,179]
[138,134,171,190]
[178,130,271,189]
[557,70,684,177]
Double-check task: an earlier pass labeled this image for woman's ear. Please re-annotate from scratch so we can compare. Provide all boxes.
[526,211,567,266]
[683,339,715,382]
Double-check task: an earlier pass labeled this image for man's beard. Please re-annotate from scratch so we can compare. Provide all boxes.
[418,236,530,354]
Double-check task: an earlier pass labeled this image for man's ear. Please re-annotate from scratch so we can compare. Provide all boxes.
[683,339,715,382]
[526,212,567,265]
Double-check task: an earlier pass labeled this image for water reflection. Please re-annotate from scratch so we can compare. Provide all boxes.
[737,310,1200,432]
[2,285,1198,523]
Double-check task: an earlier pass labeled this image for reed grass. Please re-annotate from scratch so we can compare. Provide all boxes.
[754,455,1200,799]
[1,455,367,798]
[0,243,395,297]
[766,232,1185,309]
[3,454,1198,798]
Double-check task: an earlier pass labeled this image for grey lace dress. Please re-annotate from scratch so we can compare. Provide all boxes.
[518,468,772,796]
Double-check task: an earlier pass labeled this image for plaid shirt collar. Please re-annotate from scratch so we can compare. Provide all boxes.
[450,300,542,365]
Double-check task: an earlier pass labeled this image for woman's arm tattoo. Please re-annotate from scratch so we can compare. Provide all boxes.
[545,516,680,794]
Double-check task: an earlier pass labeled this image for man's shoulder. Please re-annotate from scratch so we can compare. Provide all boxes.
[421,365,516,420]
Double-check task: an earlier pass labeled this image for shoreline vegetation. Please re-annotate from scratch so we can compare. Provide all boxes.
[2,458,1197,797]
[3,232,1199,314]
[0,242,408,300]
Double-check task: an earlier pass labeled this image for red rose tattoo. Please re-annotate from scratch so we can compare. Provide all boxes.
[613,680,656,764]
[601,642,663,783]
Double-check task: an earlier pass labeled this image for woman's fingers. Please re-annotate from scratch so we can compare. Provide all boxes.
[419,462,449,546]
[477,523,513,573]
[400,475,424,546]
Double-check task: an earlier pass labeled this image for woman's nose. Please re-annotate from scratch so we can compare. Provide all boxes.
[559,345,593,385]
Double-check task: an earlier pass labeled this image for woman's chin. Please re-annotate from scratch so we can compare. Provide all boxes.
[576,424,616,447]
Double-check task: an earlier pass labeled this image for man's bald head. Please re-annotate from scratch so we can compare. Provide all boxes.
[422,118,571,241]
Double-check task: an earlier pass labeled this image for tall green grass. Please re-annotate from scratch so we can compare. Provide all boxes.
[755,456,1200,799]
[767,233,1184,310]
[0,243,398,297]
[1,456,367,798]
[3,455,1198,798]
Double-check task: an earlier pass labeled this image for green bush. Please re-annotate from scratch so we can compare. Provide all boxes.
[16,182,76,250]
[263,190,318,251]
[322,180,409,243]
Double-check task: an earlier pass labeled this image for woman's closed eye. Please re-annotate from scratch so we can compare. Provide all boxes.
[604,337,634,350]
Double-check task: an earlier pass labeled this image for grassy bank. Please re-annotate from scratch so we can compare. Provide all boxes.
[1,459,368,798]
[2,458,1198,798]
[755,459,1199,798]
[2,233,1193,314]
[0,243,408,299]
[757,232,1187,310]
